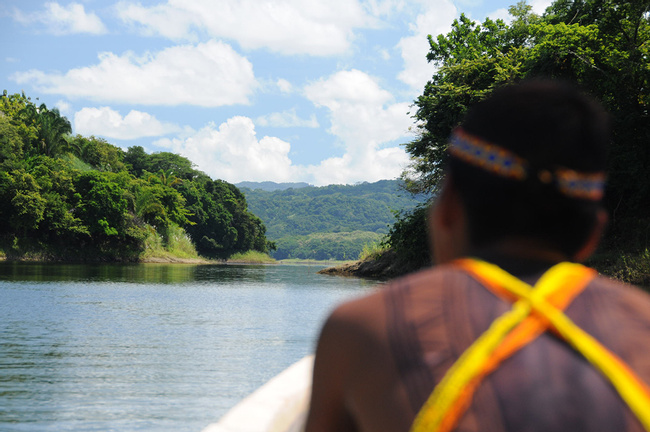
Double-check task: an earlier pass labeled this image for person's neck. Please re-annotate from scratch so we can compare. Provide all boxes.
[464,238,570,277]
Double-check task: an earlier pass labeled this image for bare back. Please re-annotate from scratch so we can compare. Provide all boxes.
[306,262,650,432]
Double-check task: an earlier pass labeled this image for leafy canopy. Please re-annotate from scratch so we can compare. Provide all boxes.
[392,0,650,268]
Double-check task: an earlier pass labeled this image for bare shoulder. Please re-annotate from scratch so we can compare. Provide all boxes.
[305,287,390,432]
[317,265,447,353]
[314,288,390,385]
[306,267,448,432]
[590,275,650,315]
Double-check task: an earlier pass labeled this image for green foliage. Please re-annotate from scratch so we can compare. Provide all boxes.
[240,180,423,260]
[384,205,431,271]
[358,240,390,261]
[0,92,272,261]
[69,135,126,172]
[20,103,72,158]
[228,250,276,263]
[390,0,650,274]
[273,231,384,261]
[176,178,270,259]
[242,180,423,238]
[0,115,26,168]
[141,223,199,260]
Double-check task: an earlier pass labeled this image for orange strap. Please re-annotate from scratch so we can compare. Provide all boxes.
[410,259,650,432]
[437,259,594,431]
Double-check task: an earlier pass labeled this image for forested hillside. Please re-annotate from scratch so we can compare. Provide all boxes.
[240,181,424,260]
[0,91,272,261]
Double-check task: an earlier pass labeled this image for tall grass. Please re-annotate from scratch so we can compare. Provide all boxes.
[358,240,389,261]
[141,224,199,260]
[228,250,276,263]
[588,248,650,288]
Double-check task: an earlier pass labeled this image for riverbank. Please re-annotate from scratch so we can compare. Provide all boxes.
[0,251,276,266]
[319,248,650,288]
[317,249,413,280]
[140,256,215,264]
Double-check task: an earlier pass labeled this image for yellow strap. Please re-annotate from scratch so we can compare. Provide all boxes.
[410,259,650,432]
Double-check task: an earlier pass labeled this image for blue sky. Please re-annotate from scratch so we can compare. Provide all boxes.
[1,0,552,186]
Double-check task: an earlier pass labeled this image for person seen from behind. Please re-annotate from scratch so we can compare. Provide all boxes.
[305,80,650,432]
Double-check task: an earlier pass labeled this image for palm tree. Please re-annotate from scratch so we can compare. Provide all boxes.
[21,103,72,157]
[149,169,183,188]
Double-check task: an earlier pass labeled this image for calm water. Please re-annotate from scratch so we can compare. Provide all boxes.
[0,262,378,432]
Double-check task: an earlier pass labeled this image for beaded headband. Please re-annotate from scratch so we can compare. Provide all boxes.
[448,128,605,201]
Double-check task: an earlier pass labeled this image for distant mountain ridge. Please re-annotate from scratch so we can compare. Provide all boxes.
[238,180,425,260]
[235,181,312,191]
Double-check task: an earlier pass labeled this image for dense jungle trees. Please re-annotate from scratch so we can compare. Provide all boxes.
[389,0,650,274]
[0,91,272,261]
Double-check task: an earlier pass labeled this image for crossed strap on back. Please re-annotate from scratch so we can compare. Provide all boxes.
[410,258,650,432]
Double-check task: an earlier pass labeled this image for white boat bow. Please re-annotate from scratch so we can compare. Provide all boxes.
[201,355,314,432]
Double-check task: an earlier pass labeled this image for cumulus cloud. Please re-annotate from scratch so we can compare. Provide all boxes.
[256,109,319,128]
[305,69,411,146]
[74,107,180,140]
[155,127,408,187]
[13,2,107,35]
[10,40,257,107]
[153,79,412,185]
[155,116,298,183]
[309,146,409,186]
[116,0,376,55]
[303,69,412,185]
[396,1,457,91]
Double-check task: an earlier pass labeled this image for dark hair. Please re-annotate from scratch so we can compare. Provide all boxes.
[448,80,609,257]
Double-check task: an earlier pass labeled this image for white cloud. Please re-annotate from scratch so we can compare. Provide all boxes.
[306,69,393,108]
[485,8,512,23]
[11,40,257,107]
[485,0,553,22]
[154,109,409,186]
[13,2,107,35]
[276,79,293,94]
[116,0,377,56]
[155,116,298,184]
[303,69,412,185]
[256,109,319,128]
[310,146,409,186]
[305,69,411,146]
[54,100,72,117]
[530,0,554,15]
[74,107,180,140]
[396,1,457,91]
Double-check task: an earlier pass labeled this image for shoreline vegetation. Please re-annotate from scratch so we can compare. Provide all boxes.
[0,248,349,266]
[318,247,650,288]
[2,241,648,289]
[0,92,274,265]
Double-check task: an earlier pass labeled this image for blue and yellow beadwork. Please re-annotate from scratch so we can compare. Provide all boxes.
[449,128,527,180]
[448,128,605,201]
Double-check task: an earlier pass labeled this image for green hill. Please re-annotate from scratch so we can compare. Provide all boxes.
[240,180,424,260]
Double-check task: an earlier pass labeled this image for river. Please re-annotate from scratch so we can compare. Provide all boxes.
[0,262,378,432]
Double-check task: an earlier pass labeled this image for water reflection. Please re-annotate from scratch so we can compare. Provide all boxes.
[0,262,288,284]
